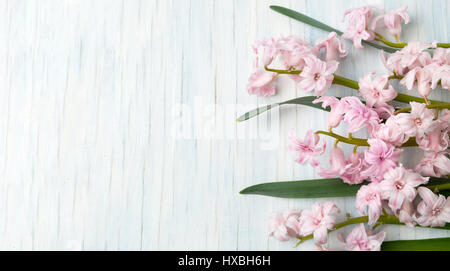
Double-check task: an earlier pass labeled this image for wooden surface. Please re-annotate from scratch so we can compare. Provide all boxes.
[0,0,449,250]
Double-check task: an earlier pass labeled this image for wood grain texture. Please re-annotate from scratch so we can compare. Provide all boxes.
[0,0,448,250]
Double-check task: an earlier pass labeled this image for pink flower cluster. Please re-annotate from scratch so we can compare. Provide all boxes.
[247,33,347,97]
[383,43,450,97]
[270,204,388,251]
[287,98,450,243]
[269,202,340,245]
[342,6,409,48]
[261,5,450,251]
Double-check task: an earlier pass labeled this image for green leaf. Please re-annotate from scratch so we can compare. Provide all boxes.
[240,177,450,199]
[427,177,450,186]
[269,5,398,53]
[240,179,365,198]
[382,237,450,251]
[236,96,330,122]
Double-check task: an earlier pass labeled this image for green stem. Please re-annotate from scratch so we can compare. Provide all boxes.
[295,215,402,246]
[426,183,450,192]
[264,67,444,105]
[265,66,301,75]
[316,131,369,146]
[316,130,418,148]
[374,33,450,49]
[394,103,450,115]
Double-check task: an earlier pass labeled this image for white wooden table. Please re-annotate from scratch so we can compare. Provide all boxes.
[0,0,449,250]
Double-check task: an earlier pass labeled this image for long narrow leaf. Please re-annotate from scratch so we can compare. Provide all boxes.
[269,5,398,53]
[382,237,450,251]
[236,96,330,122]
[240,179,365,198]
[240,177,450,199]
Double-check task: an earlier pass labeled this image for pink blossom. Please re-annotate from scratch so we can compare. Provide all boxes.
[247,69,277,97]
[398,201,417,227]
[431,48,450,66]
[400,65,440,97]
[395,102,436,138]
[288,129,326,167]
[417,126,449,152]
[297,55,338,96]
[383,42,433,75]
[338,224,386,251]
[397,42,433,70]
[374,103,395,120]
[379,166,429,211]
[415,151,450,177]
[433,64,450,90]
[319,147,351,178]
[318,148,366,185]
[362,139,402,182]
[440,109,450,131]
[358,72,397,108]
[342,97,380,133]
[342,6,376,49]
[315,32,348,61]
[313,96,348,128]
[356,182,383,225]
[299,202,340,244]
[277,36,317,69]
[381,50,407,76]
[370,6,409,36]
[252,38,278,67]
[269,209,302,241]
[372,116,409,146]
[340,152,366,185]
[416,187,450,227]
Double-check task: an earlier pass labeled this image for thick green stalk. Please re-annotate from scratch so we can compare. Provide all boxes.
[394,103,450,115]
[374,33,450,49]
[265,67,444,105]
[426,183,450,192]
[315,130,418,148]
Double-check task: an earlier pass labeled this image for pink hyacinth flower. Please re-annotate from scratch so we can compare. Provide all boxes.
[342,6,376,49]
[372,116,410,146]
[277,36,317,69]
[432,48,450,66]
[314,32,348,61]
[252,38,278,67]
[383,42,433,75]
[370,6,409,37]
[362,138,402,183]
[342,97,380,133]
[398,201,417,227]
[400,42,433,70]
[416,187,450,227]
[379,166,429,211]
[297,55,339,96]
[396,102,436,138]
[269,209,302,241]
[338,224,386,251]
[417,125,449,153]
[433,64,450,90]
[319,147,351,178]
[318,148,365,185]
[247,69,277,97]
[288,129,326,167]
[356,182,383,225]
[341,152,366,185]
[415,151,450,178]
[313,96,349,128]
[358,72,397,108]
[299,202,340,245]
